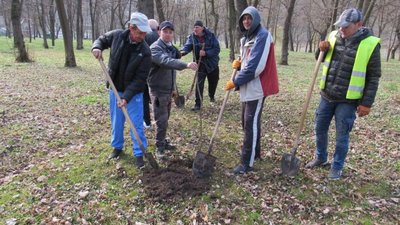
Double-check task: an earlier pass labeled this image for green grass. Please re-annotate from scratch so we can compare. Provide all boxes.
[0,37,399,224]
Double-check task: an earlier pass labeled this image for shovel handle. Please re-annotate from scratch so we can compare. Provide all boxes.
[291,51,325,156]
[207,58,240,154]
[98,60,146,152]
[186,43,205,100]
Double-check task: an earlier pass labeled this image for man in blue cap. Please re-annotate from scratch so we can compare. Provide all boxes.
[91,12,152,169]
[306,8,381,180]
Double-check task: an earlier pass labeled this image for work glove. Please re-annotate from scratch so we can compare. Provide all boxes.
[357,105,370,117]
[224,80,235,91]
[319,41,330,52]
[232,59,241,69]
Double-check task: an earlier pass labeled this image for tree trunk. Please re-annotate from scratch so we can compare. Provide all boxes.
[208,0,219,36]
[37,0,49,48]
[137,0,154,18]
[227,0,236,61]
[49,0,56,46]
[155,0,165,21]
[55,0,77,67]
[1,0,12,38]
[234,0,247,52]
[280,0,296,65]
[11,0,31,62]
[76,0,84,49]
[363,0,376,26]
[89,0,99,42]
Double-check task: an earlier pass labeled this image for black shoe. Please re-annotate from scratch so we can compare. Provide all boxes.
[191,105,201,111]
[156,146,165,159]
[164,140,176,150]
[135,156,145,169]
[108,149,122,160]
[233,164,253,174]
[210,97,215,102]
[305,158,328,169]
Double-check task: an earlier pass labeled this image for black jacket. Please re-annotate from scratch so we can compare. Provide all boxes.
[92,29,152,102]
[317,28,381,107]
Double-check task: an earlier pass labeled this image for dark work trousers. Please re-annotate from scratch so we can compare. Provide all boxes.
[195,66,219,107]
[241,97,266,168]
[150,93,172,148]
[143,84,151,126]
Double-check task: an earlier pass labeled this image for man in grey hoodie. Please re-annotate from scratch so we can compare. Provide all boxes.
[148,21,197,158]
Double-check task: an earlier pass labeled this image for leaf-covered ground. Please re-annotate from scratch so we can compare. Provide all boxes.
[0,38,399,224]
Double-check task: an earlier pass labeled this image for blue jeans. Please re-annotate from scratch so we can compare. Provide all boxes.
[314,97,357,170]
[109,90,147,157]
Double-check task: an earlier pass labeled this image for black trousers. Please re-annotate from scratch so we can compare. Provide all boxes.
[195,67,219,107]
[241,97,266,167]
[143,84,151,126]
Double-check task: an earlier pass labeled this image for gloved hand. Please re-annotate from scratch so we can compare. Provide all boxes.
[232,59,241,69]
[357,105,371,117]
[224,80,235,91]
[319,41,330,52]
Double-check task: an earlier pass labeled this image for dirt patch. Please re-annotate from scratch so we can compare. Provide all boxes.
[141,158,211,202]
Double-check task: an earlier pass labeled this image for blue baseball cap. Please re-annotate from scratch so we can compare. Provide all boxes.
[334,8,363,28]
[129,12,152,33]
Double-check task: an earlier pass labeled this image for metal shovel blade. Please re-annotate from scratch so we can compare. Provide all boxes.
[281,152,301,177]
[174,95,185,108]
[192,151,216,178]
[144,152,159,169]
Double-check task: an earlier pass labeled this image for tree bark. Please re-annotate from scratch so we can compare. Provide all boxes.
[76,0,84,49]
[89,0,99,42]
[1,0,12,38]
[155,0,165,21]
[37,0,49,48]
[363,0,376,26]
[208,0,219,36]
[137,0,154,18]
[49,0,56,46]
[11,0,31,62]
[280,0,296,65]
[227,0,236,61]
[55,0,77,67]
[234,0,247,52]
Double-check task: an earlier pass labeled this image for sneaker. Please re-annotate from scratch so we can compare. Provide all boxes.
[233,164,253,174]
[156,146,165,159]
[143,121,152,130]
[191,105,201,111]
[210,97,215,102]
[164,140,176,151]
[328,168,342,180]
[305,158,328,168]
[135,156,145,169]
[108,149,122,160]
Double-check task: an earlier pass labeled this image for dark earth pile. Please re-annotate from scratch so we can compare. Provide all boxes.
[140,158,211,202]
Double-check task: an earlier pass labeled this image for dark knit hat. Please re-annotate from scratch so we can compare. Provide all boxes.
[159,21,174,31]
[194,20,204,27]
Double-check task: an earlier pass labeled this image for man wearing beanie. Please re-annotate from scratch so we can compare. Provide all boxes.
[181,20,220,111]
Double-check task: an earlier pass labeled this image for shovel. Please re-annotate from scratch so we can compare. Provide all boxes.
[186,43,205,100]
[173,82,185,108]
[193,66,239,178]
[98,59,159,169]
[280,51,325,177]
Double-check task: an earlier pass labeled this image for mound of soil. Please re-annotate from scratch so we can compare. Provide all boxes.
[141,158,211,202]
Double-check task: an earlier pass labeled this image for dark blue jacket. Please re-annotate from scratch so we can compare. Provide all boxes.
[181,28,220,73]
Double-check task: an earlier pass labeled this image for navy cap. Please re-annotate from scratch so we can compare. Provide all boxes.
[159,21,174,31]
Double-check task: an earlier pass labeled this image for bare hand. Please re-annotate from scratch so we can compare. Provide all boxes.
[357,105,370,117]
[117,99,127,108]
[187,62,198,71]
[171,90,177,98]
[199,49,206,57]
[92,49,103,60]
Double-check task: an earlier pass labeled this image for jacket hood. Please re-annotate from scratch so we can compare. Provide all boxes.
[239,6,261,37]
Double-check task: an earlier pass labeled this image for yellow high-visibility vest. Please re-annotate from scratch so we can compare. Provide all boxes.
[320,30,380,99]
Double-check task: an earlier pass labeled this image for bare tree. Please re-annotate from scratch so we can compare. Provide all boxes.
[280,0,296,65]
[89,0,99,42]
[208,0,219,36]
[1,0,12,38]
[227,0,236,60]
[55,0,76,67]
[154,0,165,22]
[36,0,49,48]
[49,0,56,46]
[137,0,153,18]
[11,0,31,62]
[76,0,83,49]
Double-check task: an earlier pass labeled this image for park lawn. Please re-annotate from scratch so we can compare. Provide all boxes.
[0,37,399,224]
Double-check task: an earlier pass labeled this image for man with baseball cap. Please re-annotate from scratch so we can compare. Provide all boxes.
[91,12,152,169]
[147,21,198,159]
[306,8,382,180]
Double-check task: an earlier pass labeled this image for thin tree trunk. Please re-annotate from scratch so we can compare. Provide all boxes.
[49,0,56,45]
[154,0,165,21]
[89,0,99,42]
[363,0,376,26]
[37,0,49,48]
[228,0,236,61]
[76,0,83,49]
[11,0,31,62]
[280,0,296,65]
[208,0,219,36]
[234,0,247,53]
[137,0,154,18]
[55,0,76,67]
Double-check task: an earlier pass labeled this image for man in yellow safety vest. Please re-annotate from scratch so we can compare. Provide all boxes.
[305,8,381,180]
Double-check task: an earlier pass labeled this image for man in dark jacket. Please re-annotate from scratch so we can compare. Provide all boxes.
[148,21,197,158]
[91,12,152,169]
[181,20,220,111]
[143,19,160,130]
[306,8,381,180]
